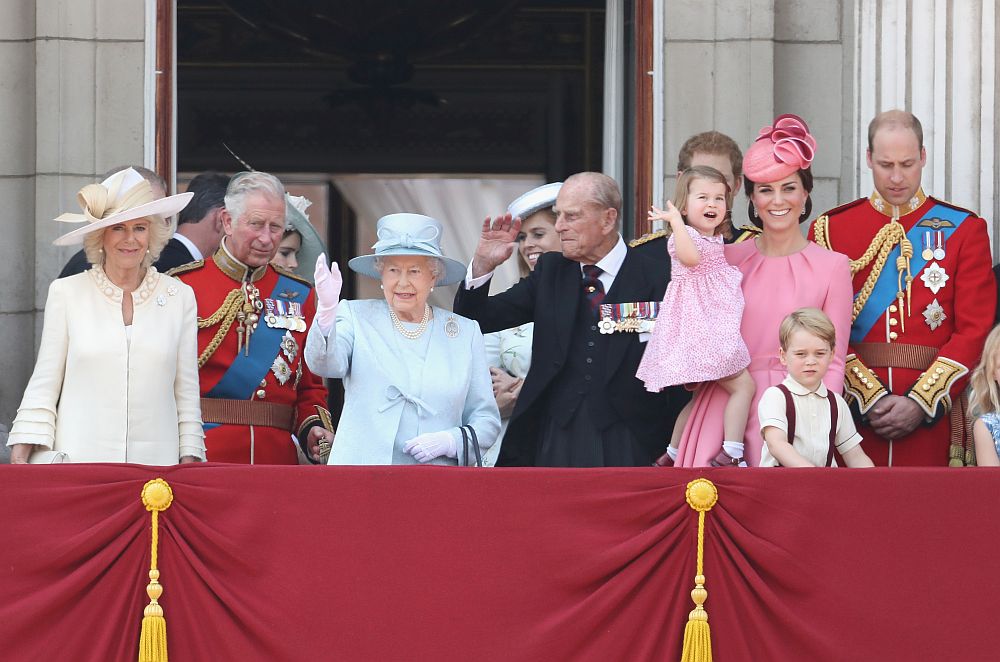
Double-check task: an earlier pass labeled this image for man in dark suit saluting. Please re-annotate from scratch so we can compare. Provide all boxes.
[455,172,683,467]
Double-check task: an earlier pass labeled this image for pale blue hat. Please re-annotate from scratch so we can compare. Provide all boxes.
[348,213,467,286]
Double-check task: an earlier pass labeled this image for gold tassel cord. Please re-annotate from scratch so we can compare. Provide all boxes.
[138,478,174,662]
[680,478,718,662]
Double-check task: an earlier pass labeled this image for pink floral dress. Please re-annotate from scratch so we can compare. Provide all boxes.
[636,225,750,391]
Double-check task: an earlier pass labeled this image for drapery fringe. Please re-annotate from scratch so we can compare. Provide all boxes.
[138,479,174,662]
[680,478,718,662]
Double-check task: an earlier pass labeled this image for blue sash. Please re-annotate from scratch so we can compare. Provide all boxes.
[205,274,311,400]
[851,204,968,343]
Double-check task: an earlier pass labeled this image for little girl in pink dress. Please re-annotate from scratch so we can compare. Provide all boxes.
[636,166,754,466]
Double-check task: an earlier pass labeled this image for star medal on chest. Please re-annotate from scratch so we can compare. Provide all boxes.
[923,299,946,331]
[919,262,949,295]
[281,331,299,363]
[445,316,460,338]
[271,354,292,385]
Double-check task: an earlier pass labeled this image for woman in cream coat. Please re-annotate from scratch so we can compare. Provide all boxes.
[305,213,500,465]
[7,168,205,465]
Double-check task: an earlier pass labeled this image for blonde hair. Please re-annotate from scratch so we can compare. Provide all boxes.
[672,165,733,238]
[969,325,1000,417]
[779,307,836,350]
[82,216,173,270]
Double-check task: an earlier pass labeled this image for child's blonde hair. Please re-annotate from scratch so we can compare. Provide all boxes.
[779,308,836,350]
[672,165,733,239]
[969,325,1000,417]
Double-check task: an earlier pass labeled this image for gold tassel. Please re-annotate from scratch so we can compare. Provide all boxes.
[138,478,174,662]
[680,478,718,662]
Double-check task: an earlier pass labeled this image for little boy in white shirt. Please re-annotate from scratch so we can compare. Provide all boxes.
[758,308,875,467]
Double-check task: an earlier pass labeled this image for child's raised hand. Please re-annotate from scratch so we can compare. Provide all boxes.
[648,202,684,228]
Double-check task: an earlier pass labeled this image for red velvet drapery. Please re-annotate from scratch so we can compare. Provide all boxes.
[1,465,997,661]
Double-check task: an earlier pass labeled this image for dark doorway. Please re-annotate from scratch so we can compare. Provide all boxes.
[176,0,606,180]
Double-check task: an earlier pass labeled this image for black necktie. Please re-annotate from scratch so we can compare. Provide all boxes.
[581,265,605,314]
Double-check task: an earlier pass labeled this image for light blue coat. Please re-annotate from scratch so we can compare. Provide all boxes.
[304,299,500,465]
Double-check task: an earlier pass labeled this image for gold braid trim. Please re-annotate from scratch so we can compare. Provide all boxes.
[849,221,906,322]
[812,215,830,248]
[196,289,245,368]
[844,354,887,414]
[908,357,968,419]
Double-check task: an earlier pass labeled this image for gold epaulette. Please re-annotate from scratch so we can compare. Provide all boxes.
[167,259,205,277]
[733,226,762,243]
[273,264,313,288]
[629,230,668,248]
[907,357,968,418]
[811,215,831,249]
[844,354,887,414]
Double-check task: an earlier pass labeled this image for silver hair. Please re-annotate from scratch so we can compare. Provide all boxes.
[373,255,444,281]
[82,215,173,270]
[224,171,286,222]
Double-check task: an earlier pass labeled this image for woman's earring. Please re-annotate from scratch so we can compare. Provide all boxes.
[380,285,384,290]
[430,287,434,293]
[750,205,758,219]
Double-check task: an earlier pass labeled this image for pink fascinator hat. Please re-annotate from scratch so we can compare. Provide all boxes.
[742,114,817,183]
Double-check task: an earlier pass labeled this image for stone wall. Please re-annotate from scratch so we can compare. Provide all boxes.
[661,0,849,223]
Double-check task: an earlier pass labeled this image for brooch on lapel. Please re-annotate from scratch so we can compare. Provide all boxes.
[445,316,460,338]
[598,301,660,334]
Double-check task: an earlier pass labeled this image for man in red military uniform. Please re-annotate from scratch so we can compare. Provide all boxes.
[810,110,995,466]
[172,171,332,464]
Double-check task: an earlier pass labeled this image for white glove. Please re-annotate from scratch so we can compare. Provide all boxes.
[402,431,457,463]
[313,253,343,334]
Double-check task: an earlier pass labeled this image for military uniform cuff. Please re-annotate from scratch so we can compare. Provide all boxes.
[906,357,967,418]
[844,354,887,414]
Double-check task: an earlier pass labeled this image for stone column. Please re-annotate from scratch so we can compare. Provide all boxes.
[1,0,149,445]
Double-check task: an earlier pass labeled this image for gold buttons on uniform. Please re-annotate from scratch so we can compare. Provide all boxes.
[889,305,898,313]
[889,332,898,340]
[260,379,267,387]
[889,318,898,326]
[256,389,266,399]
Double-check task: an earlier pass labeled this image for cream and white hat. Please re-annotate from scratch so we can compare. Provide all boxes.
[53,168,193,246]
[507,182,562,220]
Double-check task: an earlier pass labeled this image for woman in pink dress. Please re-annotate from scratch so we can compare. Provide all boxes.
[674,114,853,467]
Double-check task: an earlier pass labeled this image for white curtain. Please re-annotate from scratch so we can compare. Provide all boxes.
[331,174,544,310]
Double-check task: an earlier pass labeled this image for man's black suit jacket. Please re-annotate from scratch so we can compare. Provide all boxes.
[454,248,686,466]
[154,237,196,272]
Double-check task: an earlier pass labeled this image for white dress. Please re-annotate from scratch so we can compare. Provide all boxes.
[483,323,534,466]
[7,267,205,464]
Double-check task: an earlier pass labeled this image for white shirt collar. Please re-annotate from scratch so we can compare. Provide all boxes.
[172,232,202,261]
[782,375,828,398]
[584,234,627,277]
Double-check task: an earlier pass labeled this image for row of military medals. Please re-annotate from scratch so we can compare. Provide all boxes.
[919,229,949,330]
[265,298,307,332]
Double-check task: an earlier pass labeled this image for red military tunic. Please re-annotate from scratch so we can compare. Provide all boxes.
[810,189,995,465]
[171,246,328,463]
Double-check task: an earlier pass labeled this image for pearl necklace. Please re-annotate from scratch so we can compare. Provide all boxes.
[389,304,431,339]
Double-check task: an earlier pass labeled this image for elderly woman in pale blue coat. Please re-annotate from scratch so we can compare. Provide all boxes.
[304,213,500,465]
